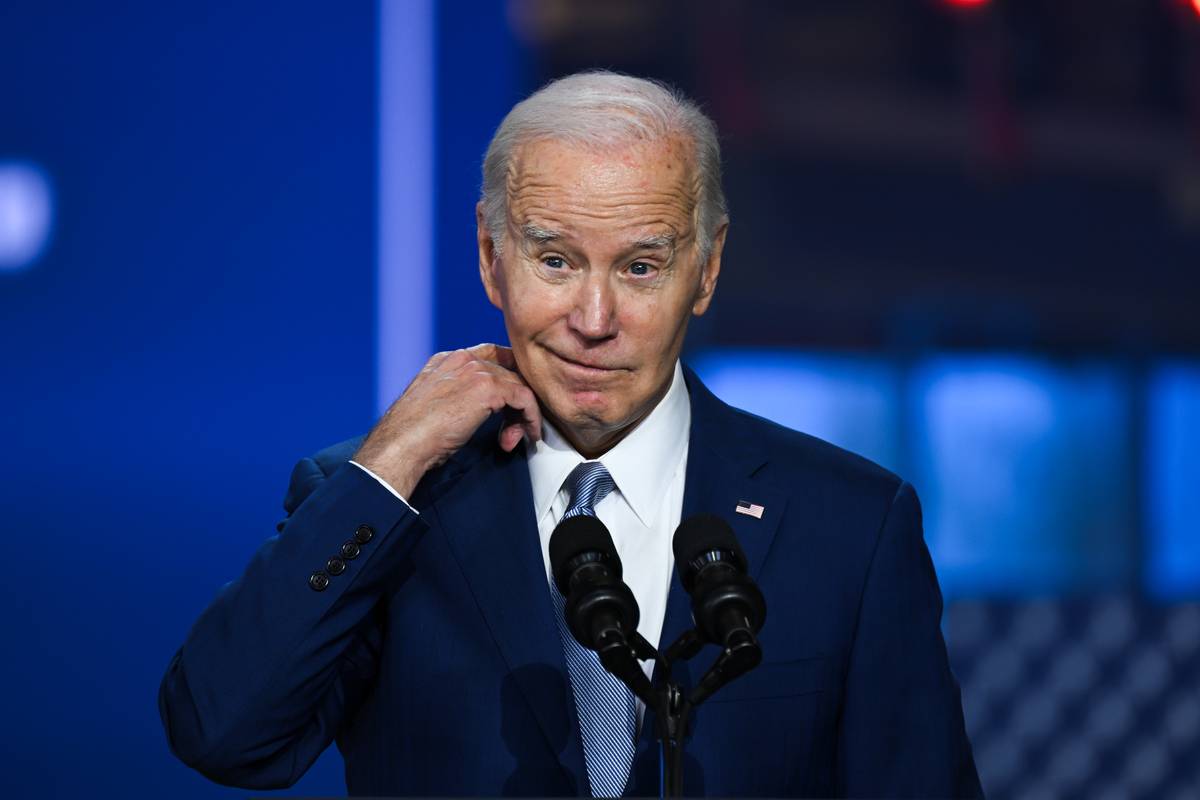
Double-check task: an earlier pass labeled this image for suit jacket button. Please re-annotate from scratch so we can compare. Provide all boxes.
[354,524,375,544]
[340,540,361,560]
[309,571,330,592]
[326,557,346,576]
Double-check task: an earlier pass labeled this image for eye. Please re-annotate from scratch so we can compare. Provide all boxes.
[629,261,656,277]
[542,255,565,270]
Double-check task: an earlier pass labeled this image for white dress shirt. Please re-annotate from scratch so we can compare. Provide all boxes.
[526,361,691,707]
[350,460,420,515]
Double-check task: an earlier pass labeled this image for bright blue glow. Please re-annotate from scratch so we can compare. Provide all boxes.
[691,351,1153,598]
[377,0,435,413]
[0,161,53,272]
[689,350,901,472]
[910,357,1135,597]
[1145,363,1200,599]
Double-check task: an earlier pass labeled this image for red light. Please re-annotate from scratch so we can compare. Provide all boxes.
[943,0,990,8]
[1192,0,1200,18]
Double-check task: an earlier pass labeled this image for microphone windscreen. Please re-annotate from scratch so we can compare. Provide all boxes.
[672,513,748,572]
[549,515,619,593]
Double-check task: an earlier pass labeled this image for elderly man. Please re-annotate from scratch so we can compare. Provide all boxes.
[160,72,982,798]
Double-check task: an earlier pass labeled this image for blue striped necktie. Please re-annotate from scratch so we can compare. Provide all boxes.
[551,461,638,798]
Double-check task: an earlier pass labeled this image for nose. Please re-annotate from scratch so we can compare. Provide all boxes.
[567,271,618,341]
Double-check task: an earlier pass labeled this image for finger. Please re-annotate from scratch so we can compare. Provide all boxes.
[466,365,541,446]
[438,348,477,373]
[498,421,525,452]
[487,378,541,444]
[496,401,526,452]
[425,349,456,370]
[468,342,518,371]
[472,357,533,396]
[501,380,543,443]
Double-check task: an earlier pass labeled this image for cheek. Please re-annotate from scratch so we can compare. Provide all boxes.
[621,292,688,341]
[503,280,565,338]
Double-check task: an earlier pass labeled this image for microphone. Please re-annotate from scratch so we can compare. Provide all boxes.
[549,515,655,704]
[672,514,767,704]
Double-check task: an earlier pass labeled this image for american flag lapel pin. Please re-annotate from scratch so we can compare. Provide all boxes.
[735,500,765,519]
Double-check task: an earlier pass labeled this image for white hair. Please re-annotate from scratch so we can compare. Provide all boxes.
[480,70,728,260]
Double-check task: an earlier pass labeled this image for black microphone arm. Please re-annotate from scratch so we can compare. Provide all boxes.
[549,515,657,707]
[672,513,767,705]
[548,512,769,798]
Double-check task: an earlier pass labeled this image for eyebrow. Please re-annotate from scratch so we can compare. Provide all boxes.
[520,224,676,252]
[521,224,561,244]
[632,233,676,251]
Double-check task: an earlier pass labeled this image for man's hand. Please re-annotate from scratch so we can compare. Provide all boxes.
[352,344,542,499]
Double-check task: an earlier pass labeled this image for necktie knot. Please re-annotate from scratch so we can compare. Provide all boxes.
[562,461,615,521]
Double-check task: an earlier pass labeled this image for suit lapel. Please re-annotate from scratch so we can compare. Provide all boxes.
[649,434,788,689]
[429,439,588,793]
[634,367,789,779]
[658,365,788,658]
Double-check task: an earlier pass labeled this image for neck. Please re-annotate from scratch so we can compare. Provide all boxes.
[554,419,641,460]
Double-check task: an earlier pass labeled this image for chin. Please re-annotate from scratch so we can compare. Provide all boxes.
[545,388,626,432]
[560,394,619,427]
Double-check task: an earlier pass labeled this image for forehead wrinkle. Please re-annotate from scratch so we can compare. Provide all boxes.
[516,199,694,243]
[518,208,690,242]
[512,193,693,222]
[507,133,699,187]
[507,165,698,214]
[505,138,702,256]
[512,192,694,233]
[510,180,693,206]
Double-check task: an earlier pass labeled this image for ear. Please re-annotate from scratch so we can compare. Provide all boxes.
[477,202,504,310]
[691,222,727,316]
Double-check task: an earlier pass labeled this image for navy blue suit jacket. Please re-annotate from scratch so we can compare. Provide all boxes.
[160,366,982,797]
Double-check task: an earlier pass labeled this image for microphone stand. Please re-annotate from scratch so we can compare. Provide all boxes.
[653,629,701,797]
[607,633,688,797]
[604,627,762,798]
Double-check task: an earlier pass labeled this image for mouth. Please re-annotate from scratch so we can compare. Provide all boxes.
[545,348,627,376]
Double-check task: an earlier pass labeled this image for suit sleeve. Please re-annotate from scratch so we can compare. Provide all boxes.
[835,481,984,799]
[158,458,428,789]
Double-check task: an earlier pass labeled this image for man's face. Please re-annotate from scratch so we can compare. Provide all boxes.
[478,136,725,454]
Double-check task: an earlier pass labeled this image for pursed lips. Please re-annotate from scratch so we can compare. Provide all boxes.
[544,347,627,374]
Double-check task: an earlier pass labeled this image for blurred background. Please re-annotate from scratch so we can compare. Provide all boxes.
[2,0,1198,798]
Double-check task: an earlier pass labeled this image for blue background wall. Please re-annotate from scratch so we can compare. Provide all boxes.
[3,1,1198,798]
[1,2,377,796]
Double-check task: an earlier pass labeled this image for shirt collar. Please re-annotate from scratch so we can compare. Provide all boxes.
[527,361,691,528]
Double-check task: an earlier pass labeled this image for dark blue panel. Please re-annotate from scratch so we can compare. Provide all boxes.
[433,0,529,351]
[0,2,375,797]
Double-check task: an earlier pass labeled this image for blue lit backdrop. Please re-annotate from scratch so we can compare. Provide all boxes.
[3,2,1198,799]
